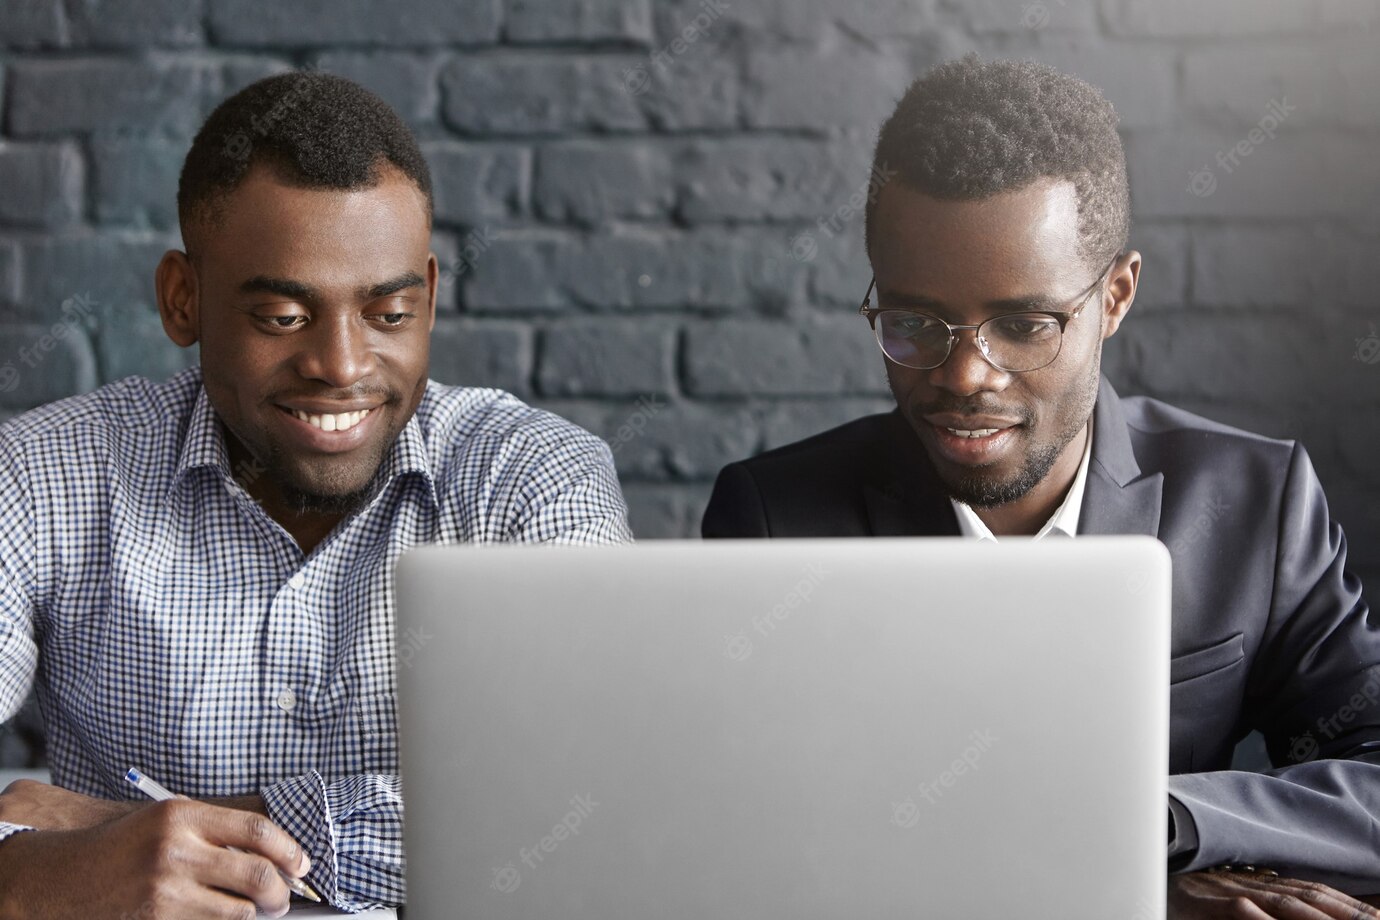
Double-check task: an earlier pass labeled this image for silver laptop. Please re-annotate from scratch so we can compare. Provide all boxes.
[395,538,1170,920]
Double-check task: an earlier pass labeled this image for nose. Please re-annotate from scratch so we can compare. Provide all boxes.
[923,326,1010,397]
[294,315,375,388]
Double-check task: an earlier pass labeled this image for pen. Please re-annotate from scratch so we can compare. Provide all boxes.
[124,767,322,903]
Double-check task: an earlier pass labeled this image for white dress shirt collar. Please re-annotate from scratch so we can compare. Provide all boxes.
[949,417,1094,541]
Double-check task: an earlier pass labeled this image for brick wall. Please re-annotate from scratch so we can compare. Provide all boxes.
[0,1,1377,757]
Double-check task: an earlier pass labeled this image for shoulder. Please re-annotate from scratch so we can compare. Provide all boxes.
[1118,394,1298,480]
[413,381,614,478]
[0,368,201,459]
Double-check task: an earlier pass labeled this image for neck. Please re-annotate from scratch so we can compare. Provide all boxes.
[223,433,345,555]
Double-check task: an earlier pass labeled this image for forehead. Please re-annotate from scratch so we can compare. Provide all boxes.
[870,179,1084,284]
[192,163,431,285]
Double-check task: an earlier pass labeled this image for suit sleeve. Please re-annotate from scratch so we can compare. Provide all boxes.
[702,463,771,538]
[1166,442,1380,894]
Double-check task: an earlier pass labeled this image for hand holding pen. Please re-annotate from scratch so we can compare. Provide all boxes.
[126,767,322,910]
[0,770,318,919]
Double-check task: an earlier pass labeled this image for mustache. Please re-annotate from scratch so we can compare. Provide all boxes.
[915,399,1031,425]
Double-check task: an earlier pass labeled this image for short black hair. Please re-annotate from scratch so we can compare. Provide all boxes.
[177,71,432,247]
[866,54,1129,270]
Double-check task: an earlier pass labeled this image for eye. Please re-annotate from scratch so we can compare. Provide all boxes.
[373,313,413,327]
[259,315,307,331]
[888,313,944,336]
[991,314,1059,340]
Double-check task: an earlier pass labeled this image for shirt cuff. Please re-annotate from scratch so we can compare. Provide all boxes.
[260,771,342,907]
[1168,792,1200,870]
[0,823,34,845]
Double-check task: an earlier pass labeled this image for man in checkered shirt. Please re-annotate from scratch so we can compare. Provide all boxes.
[0,73,631,917]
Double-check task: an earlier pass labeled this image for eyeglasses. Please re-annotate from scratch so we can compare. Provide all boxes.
[858,256,1118,373]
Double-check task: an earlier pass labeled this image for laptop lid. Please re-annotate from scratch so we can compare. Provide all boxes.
[396,537,1169,920]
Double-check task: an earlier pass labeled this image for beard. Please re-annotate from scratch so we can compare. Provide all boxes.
[931,352,1101,510]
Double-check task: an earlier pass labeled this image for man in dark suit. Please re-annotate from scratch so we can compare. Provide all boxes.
[704,55,1380,917]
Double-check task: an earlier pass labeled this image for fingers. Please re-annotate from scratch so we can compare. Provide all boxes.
[191,845,294,919]
[1172,871,1380,920]
[1235,875,1380,920]
[141,800,308,916]
[188,802,311,879]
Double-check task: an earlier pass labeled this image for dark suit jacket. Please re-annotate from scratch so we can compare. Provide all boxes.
[703,376,1380,892]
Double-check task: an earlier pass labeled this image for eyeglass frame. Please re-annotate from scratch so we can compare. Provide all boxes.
[857,254,1121,373]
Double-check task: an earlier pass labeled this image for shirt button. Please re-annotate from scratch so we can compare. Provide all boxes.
[289,572,306,590]
[275,688,297,712]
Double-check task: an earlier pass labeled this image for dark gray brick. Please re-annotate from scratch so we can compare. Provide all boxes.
[66,0,204,48]
[463,229,808,312]
[19,235,172,323]
[1114,311,1378,408]
[1190,226,1318,307]
[676,0,934,41]
[540,397,756,480]
[634,53,738,132]
[805,220,872,310]
[1103,0,1318,36]
[433,227,506,310]
[423,143,529,227]
[759,397,896,450]
[740,45,914,132]
[534,141,674,225]
[684,317,889,397]
[0,242,20,307]
[442,55,644,134]
[537,320,675,396]
[1184,47,1333,128]
[0,321,98,408]
[441,53,736,135]
[507,0,653,43]
[314,52,441,125]
[93,303,195,384]
[620,482,714,538]
[91,138,183,229]
[0,142,82,228]
[1128,223,1188,309]
[428,318,533,396]
[676,137,875,222]
[1126,130,1380,219]
[209,0,500,47]
[957,0,1098,33]
[7,59,217,137]
[0,0,65,48]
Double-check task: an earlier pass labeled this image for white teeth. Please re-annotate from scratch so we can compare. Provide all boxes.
[946,427,1000,439]
[290,408,372,432]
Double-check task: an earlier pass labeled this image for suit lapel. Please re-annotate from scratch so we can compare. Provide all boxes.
[1077,376,1164,537]
[863,412,960,536]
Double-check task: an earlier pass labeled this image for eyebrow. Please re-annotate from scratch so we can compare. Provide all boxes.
[879,290,1069,314]
[239,271,427,303]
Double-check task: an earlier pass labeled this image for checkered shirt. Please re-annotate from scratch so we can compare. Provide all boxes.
[0,365,632,910]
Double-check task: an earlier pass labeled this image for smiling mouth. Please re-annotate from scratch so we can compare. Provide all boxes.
[285,407,373,433]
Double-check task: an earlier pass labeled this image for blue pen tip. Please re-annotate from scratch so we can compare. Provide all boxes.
[125,768,140,782]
